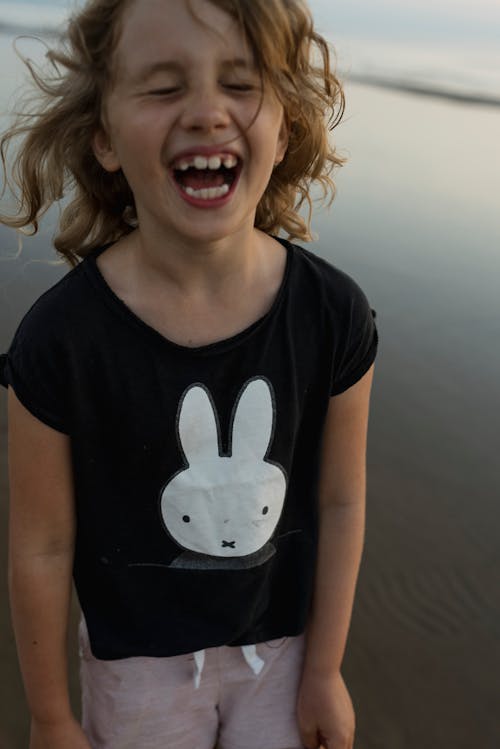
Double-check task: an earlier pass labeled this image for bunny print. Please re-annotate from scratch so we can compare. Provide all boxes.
[160,378,287,569]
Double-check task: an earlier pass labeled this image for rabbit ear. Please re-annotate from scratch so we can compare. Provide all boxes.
[177,385,220,464]
[231,378,275,460]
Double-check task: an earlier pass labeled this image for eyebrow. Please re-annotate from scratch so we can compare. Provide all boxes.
[132,57,256,83]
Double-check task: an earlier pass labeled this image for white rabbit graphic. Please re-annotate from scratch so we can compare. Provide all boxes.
[160,378,287,569]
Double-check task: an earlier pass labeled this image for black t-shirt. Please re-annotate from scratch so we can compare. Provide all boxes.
[1,238,378,659]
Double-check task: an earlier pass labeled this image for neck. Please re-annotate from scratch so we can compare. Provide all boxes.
[95,218,287,349]
[127,221,265,295]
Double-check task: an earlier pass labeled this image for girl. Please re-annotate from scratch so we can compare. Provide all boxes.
[1,1,377,748]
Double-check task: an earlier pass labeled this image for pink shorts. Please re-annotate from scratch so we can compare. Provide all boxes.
[79,620,305,749]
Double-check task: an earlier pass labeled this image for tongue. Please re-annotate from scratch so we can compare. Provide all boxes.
[181,169,225,190]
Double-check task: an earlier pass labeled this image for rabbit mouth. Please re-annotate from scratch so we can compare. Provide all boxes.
[222,540,236,549]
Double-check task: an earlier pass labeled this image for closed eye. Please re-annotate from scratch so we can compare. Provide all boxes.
[148,88,181,96]
[224,84,255,91]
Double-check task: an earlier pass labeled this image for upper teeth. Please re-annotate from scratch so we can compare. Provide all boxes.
[175,154,238,171]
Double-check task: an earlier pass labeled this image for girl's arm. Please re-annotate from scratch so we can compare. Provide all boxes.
[297,363,375,749]
[8,388,91,748]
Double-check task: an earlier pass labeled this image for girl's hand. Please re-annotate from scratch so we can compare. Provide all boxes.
[297,669,355,749]
[30,716,92,749]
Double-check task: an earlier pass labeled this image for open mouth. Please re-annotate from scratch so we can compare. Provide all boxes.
[171,153,241,201]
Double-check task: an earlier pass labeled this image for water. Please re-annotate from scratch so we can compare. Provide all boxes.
[332,35,500,106]
[0,0,71,33]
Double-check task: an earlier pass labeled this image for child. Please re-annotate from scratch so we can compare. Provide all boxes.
[1,0,377,747]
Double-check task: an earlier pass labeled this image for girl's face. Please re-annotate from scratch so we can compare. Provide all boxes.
[93,0,288,245]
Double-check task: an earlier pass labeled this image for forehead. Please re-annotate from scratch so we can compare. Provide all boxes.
[115,0,250,77]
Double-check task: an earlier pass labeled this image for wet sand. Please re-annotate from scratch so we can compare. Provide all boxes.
[1,38,500,749]
[316,84,500,748]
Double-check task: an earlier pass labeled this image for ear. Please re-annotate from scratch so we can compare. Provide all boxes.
[231,378,275,459]
[274,115,289,166]
[177,385,220,465]
[92,127,121,173]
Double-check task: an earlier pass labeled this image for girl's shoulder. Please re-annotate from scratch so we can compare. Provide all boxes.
[284,240,378,395]
[5,247,109,348]
[10,262,87,338]
[284,239,375,318]
[1,252,101,431]
[2,251,99,384]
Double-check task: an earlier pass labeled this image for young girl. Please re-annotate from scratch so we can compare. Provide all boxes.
[1,1,377,748]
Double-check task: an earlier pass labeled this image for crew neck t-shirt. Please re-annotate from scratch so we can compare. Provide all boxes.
[1,238,378,659]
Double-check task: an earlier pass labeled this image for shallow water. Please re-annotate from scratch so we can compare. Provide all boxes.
[1,81,499,748]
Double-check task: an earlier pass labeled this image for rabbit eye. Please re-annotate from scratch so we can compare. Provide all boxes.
[262,506,269,515]
[182,515,191,523]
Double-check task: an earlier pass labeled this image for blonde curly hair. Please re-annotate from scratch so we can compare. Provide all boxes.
[0,0,345,267]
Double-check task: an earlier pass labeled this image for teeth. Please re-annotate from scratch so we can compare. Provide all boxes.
[184,184,230,199]
[208,155,222,170]
[173,154,238,170]
[193,156,208,169]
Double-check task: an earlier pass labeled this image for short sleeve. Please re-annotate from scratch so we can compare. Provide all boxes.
[0,354,8,387]
[330,290,378,397]
[1,301,71,434]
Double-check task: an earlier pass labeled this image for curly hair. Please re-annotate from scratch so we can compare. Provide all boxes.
[0,0,345,267]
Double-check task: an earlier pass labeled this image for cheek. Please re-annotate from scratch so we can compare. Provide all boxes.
[110,104,168,153]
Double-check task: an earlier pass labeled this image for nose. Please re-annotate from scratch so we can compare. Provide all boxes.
[180,86,231,133]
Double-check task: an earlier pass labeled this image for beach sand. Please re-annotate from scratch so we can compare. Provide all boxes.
[1,31,500,749]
